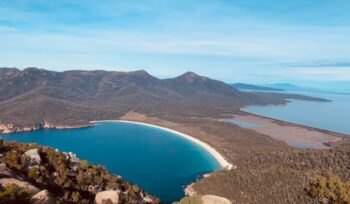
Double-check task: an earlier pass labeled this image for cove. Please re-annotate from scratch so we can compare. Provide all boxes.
[2,121,221,202]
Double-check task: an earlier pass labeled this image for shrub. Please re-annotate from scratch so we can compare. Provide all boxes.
[304,173,350,203]
[71,191,80,202]
[80,160,89,170]
[4,151,22,169]
[28,167,38,178]
[0,184,30,204]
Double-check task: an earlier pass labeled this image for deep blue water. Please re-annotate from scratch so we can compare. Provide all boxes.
[243,90,350,135]
[2,122,221,202]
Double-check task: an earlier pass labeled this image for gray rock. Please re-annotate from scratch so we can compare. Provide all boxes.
[68,152,80,163]
[65,152,81,171]
[31,190,56,204]
[142,195,154,203]
[23,149,41,169]
[88,185,99,194]
[0,163,20,179]
[0,178,40,194]
[95,190,120,204]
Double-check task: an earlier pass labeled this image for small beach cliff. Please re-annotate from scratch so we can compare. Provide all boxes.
[0,121,94,134]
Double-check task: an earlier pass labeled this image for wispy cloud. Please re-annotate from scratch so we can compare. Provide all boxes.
[0,0,349,83]
[278,61,350,68]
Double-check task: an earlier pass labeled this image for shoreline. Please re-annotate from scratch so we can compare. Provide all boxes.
[91,120,234,170]
[240,111,350,138]
[0,123,94,134]
[224,113,349,149]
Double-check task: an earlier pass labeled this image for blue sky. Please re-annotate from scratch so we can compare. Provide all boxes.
[1,0,350,86]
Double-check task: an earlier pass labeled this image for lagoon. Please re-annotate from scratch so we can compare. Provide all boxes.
[2,121,221,202]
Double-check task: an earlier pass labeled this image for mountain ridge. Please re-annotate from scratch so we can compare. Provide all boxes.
[0,67,328,133]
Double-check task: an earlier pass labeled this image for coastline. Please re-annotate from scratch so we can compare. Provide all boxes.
[241,111,350,138]
[90,119,234,170]
[0,123,94,134]
[1,118,233,170]
[224,113,349,149]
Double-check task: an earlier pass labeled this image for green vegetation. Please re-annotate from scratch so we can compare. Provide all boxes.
[305,173,350,204]
[0,184,30,204]
[27,168,38,178]
[80,160,89,170]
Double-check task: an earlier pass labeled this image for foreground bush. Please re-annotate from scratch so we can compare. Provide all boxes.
[304,173,350,203]
[0,184,30,204]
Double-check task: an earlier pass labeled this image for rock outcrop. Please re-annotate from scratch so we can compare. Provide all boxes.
[0,123,15,134]
[0,163,20,179]
[95,190,120,204]
[30,190,55,204]
[64,152,81,176]
[0,121,94,134]
[0,178,40,194]
[142,195,154,203]
[23,149,41,169]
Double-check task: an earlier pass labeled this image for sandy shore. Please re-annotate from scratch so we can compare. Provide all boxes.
[90,120,234,170]
[225,114,346,149]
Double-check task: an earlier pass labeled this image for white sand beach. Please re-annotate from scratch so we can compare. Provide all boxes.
[90,120,233,170]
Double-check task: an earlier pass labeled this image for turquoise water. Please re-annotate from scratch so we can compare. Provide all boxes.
[243,90,350,135]
[2,122,221,202]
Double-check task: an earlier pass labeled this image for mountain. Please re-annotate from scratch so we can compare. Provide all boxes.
[0,67,327,132]
[231,83,284,91]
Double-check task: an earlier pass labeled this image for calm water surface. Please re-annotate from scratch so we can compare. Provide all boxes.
[243,90,350,135]
[2,122,221,202]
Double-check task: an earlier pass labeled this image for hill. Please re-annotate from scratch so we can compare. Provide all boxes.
[0,68,327,133]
